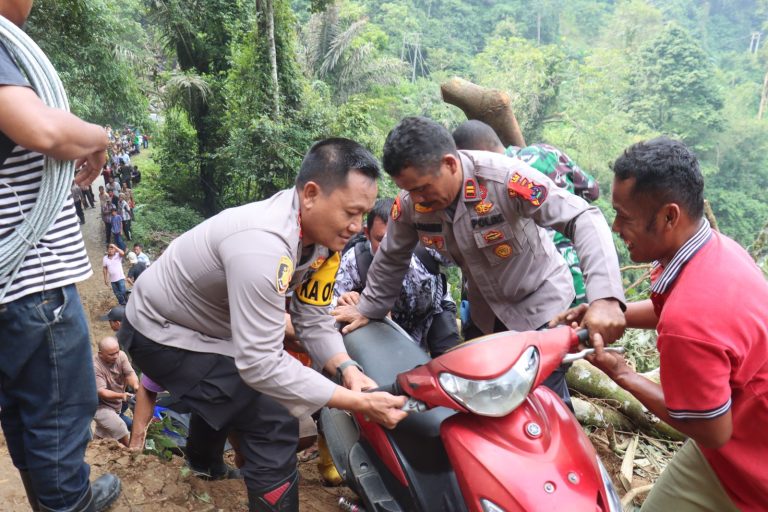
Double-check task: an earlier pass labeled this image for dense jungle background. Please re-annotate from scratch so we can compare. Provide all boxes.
[27,0,768,281]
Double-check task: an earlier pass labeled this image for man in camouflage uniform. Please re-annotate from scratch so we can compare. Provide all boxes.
[335,198,459,357]
[453,120,599,306]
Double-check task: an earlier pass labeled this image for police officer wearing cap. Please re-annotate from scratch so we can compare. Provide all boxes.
[333,117,627,407]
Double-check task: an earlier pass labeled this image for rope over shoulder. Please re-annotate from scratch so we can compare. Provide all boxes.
[0,15,73,301]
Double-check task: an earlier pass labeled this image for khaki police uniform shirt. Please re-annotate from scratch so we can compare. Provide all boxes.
[357,150,625,333]
[126,188,344,418]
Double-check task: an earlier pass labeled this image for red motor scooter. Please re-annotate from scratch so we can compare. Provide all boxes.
[320,319,623,512]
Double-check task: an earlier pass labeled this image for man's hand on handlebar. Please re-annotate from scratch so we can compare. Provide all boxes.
[341,364,377,392]
[550,299,626,346]
[585,332,634,383]
[548,303,588,329]
[359,392,408,429]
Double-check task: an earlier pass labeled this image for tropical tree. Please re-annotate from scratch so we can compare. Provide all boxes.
[26,0,149,126]
[299,1,405,102]
[148,0,254,215]
[625,23,724,149]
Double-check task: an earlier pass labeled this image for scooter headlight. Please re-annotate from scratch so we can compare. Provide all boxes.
[597,457,622,512]
[438,346,539,417]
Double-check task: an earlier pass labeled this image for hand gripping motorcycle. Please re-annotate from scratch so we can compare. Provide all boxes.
[321,319,623,512]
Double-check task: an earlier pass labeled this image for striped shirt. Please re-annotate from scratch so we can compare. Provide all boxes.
[0,40,92,304]
[0,145,93,304]
[651,219,712,295]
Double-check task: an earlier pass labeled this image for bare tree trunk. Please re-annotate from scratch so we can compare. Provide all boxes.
[265,0,280,119]
[758,67,768,120]
[567,361,685,441]
[441,77,526,147]
[536,13,541,45]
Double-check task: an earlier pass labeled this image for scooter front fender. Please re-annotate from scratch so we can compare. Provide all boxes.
[441,386,609,512]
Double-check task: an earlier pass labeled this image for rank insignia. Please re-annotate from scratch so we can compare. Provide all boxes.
[474,201,493,215]
[391,196,402,220]
[464,178,478,201]
[508,172,548,206]
[415,203,434,213]
[421,235,445,250]
[276,255,294,294]
[494,244,512,258]
[483,230,504,243]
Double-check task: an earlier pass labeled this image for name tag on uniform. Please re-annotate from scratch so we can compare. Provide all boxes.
[472,224,514,248]
[297,252,340,306]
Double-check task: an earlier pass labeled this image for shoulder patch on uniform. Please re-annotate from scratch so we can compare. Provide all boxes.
[276,256,293,294]
[508,172,548,206]
[494,243,513,258]
[297,252,340,306]
[463,178,479,201]
[391,196,402,221]
[414,203,433,213]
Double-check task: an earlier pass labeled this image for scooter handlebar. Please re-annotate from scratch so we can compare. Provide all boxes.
[366,383,427,413]
[576,328,590,346]
[563,346,625,364]
[368,381,403,396]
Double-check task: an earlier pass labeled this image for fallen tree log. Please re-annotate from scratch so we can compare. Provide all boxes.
[440,77,526,147]
[572,397,634,431]
[567,360,685,441]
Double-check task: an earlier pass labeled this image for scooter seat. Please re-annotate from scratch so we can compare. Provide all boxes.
[343,320,466,511]
[343,319,455,438]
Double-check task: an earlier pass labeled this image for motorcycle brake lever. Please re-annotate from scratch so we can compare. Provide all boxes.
[401,398,427,413]
[562,346,625,364]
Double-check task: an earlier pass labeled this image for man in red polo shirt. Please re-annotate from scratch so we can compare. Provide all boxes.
[557,137,768,511]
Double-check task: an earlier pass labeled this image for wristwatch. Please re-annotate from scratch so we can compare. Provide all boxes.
[336,359,364,382]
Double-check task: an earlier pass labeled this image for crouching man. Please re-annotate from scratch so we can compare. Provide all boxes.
[118,138,407,512]
[93,336,138,447]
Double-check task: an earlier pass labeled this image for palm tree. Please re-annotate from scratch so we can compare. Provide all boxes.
[299,2,405,102]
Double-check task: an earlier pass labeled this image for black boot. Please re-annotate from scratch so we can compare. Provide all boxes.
[18,470,40,511]
[38,474,120,512]
[248,471,299,512]
[38,487,93,512]
[92,474,121,511]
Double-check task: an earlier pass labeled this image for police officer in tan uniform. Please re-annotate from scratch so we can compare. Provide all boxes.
[120,138,407,512]
[333,117,626,407]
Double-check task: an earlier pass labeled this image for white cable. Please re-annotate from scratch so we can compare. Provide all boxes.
[0,15,73,301]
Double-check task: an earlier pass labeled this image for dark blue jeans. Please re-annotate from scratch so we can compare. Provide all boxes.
[113,233,125,252]
[111,279,127,305]
[0,284,97,510]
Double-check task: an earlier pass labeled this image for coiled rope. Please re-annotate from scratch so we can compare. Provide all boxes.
[0,15,73,302]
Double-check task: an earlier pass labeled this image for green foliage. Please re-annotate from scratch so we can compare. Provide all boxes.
[299,1,405,102]
[625,24,724,149]
[144,413,187,461]
[130,146,204,254]
[471,33,564,139]
[25,0,149,126]
[706,188,768,248]
[154,108,203,209]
